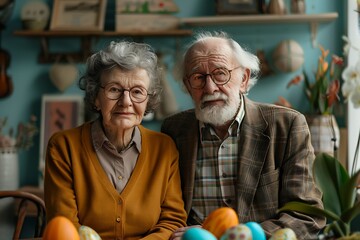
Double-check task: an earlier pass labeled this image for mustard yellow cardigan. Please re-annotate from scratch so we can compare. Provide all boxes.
[44,122,187,240]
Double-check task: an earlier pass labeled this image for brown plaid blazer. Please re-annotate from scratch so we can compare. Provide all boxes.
[161,97,326,239]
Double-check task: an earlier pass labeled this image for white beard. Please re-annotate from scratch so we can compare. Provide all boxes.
[195,92,240,126]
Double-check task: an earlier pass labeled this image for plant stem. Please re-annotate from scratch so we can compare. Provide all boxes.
[351,128,360,176]
[333,221,346,237]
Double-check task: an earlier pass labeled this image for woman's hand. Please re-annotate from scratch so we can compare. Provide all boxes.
[170,225,202,240]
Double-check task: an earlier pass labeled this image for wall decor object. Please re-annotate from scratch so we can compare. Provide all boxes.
[0,0,14,28]
[49,55,78,92]
[256,49,274,77]
[216,0,264,15]
[50,0,107,31]
[20,0,50,30]
[115,0,180,31]
[38,95,84,187]
[272,39,304,73]
[0,0,14,99]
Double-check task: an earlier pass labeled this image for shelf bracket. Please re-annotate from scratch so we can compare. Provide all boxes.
[310,21,318,48]
[37,36,93,63]
[40,37,49,61]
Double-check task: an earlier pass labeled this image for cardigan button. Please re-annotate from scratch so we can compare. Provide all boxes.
[116,217,121,222]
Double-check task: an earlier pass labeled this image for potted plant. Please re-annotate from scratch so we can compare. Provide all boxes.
[278,37,360,239]
[276,45,344,157]
[278,153,360,239]
[0,115,38,190]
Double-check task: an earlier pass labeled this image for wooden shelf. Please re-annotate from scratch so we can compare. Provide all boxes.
[180,13,338,26]
[14,13,338,62]
[13,29,193,63]
[180,13,338,47]
[13,29,193,37]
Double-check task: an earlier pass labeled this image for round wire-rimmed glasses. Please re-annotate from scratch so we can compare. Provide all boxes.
[100,84,152,103]
[187,66,242,89]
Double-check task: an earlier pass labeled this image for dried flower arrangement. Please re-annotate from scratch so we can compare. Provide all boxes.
[276,44,344,115]
[0,115,38,150]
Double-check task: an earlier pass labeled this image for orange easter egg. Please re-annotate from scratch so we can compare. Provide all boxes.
[43,216,80,240]
[202,207,239,239]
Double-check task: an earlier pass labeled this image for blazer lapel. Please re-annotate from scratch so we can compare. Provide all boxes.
[176,117,199,214]
[236,98,270,219]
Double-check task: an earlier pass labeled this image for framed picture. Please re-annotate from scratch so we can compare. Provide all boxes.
[38,95,84,187]
[50,0,107,31]
[216,0,264,15]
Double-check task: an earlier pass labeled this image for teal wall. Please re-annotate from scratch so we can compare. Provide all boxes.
[0,0,346,187]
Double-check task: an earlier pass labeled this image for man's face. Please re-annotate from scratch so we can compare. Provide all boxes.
[184,38,249,126]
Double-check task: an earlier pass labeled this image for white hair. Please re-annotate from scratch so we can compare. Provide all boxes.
[175,31,260,94]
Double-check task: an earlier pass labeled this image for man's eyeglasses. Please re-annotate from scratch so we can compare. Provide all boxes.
[100,84,152,103]
[187,66,242,89]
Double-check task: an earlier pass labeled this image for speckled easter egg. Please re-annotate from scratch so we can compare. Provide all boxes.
[220,224,252,240]
[270,228,297,240]
[78,225,101,240]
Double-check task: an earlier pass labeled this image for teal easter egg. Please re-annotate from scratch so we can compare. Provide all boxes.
[245,222,266,240]
[181,228,217,240]
[269,228,297,240]
[220,224,252,240]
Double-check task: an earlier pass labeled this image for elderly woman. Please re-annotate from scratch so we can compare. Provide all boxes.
[44,41,187,239]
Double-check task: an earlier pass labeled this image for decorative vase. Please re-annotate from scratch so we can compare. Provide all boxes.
[0,147,19,190]
[0,147,18,240]
[305,115,340,158]
[268,0,287,15]
[291,0,305,14]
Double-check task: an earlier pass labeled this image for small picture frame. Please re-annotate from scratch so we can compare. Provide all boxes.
[216,0,264,15]
[38,95,84,187]
[50,0,107,31]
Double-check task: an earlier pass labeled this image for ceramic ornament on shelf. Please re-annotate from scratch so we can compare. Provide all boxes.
[272,39,304,73]
[268,0,286,14]
[20,0,50,30]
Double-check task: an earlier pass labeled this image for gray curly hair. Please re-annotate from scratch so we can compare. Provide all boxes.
[79,41,162,115]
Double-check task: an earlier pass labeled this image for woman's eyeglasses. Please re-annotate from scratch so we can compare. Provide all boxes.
[100,84,152,103]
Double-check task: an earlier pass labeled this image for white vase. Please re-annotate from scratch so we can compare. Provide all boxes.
[0,147,19,190]
[0,147,18,238]
[305,115,340,158]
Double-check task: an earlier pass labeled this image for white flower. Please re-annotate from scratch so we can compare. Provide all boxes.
[342,35,351,56]
[342,58,360,108]
[351,89,360,108]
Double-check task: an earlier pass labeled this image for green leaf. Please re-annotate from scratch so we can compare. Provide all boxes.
[341,200,360,223]
[303,70,311,90]
[313,153,350,215]
[341,169,360,211]
[277,201,340,221]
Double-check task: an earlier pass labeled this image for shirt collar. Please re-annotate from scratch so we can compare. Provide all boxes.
[92,118,142,153]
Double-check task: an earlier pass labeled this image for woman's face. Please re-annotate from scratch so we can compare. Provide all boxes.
[95,67,150,131]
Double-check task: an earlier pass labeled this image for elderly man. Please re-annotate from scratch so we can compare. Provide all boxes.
[161,31,325,240]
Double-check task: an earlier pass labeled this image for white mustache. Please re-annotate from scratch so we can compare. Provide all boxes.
[200,93,228,109]
[201,92,228,104]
